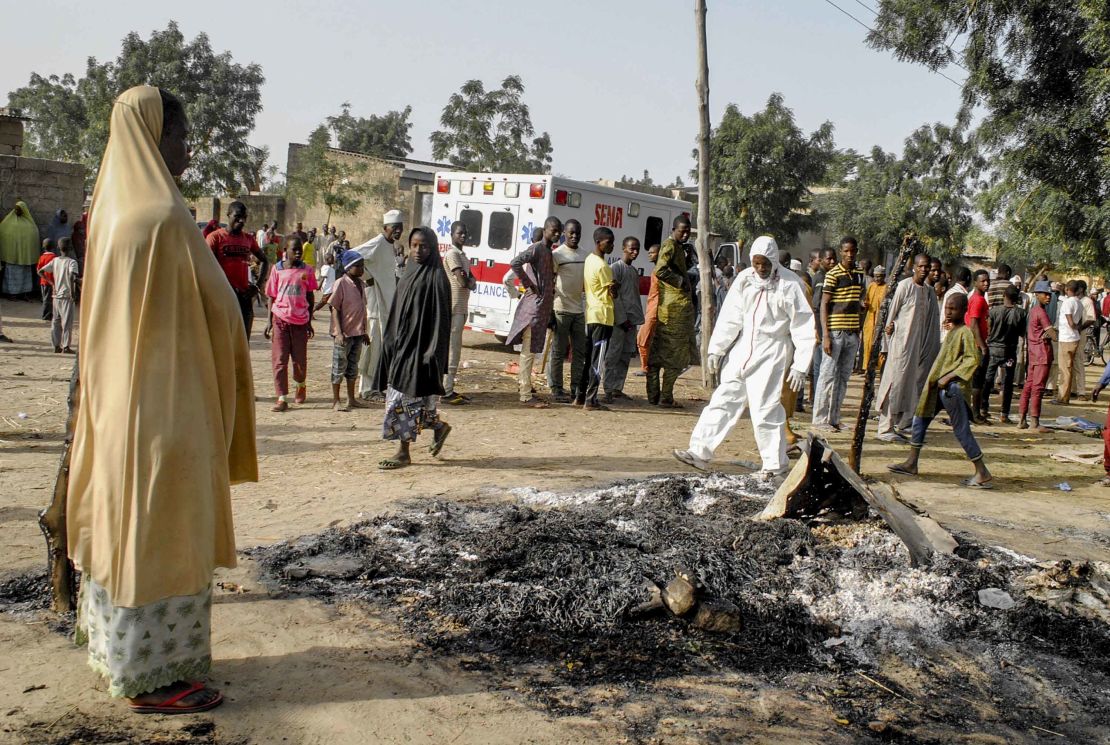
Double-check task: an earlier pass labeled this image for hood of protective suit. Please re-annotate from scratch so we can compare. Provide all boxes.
[747,235,806,289]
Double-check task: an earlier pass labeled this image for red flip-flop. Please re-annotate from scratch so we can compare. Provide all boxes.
[129,682,223,715]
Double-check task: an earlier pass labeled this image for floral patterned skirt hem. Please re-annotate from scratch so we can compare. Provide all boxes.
[75,576,213,698]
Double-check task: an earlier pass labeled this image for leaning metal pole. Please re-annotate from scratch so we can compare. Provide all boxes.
[849,234,920,473]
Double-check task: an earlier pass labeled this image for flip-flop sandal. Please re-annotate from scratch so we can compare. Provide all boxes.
[1099,477,1110,487]
[960,477,993,489]
[522,398,550,409]
[129,682,223,715]
[672,449,709,471]
[886,464,916,475]
[429,424,452,457]
[378,458,410,470]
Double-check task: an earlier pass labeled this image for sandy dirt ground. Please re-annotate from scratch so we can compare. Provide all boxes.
[1,296,1108,744]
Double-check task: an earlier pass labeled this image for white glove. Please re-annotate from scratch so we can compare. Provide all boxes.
[707,353,724,375]
[787,368,807,393]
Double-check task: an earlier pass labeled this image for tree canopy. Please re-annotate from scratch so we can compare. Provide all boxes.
[286,125,372,225]
[326,103,413,159]
[430,76,553,173]
[868,0,1109,271]
[8,22,264,198]
[696,93,836,247]
[826,123,982,261]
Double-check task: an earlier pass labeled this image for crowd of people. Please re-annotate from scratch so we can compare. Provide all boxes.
[5,84,1110,717]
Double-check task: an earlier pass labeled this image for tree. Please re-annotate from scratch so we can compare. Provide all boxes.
[286,125,372,226]
[827,123,982,261]
[430,76,553,173]
[695,94,836,247]
[326,102,413,159]
[867,1,1109,271]
[617,171,686,190]
[619,170,656,187]
[8,22,264,197]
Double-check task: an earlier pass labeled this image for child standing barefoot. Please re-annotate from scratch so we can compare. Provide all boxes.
[329,251,370,412]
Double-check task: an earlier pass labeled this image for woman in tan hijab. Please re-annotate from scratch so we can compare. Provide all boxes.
[66,85,257,714]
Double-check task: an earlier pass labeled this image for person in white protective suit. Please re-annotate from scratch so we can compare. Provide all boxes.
[673,236,815,476]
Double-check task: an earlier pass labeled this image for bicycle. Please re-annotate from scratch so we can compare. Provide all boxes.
[1084,322,1110,366]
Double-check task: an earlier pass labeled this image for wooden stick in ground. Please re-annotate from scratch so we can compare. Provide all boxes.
[694,0,715,388]
[39,355,79,613]
[537,327,554,385]
[848,235,918,473]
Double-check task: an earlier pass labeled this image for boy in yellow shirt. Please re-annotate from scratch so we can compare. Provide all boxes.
[581,227,617,411]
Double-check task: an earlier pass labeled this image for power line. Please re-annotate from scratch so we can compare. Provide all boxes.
[850,0,879,16]
[819,0,965,87]
[837,0,970,74]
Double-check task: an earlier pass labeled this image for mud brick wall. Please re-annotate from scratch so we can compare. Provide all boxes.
[284,144,425,245]
[0,118,23,156]
[0,155,86,236]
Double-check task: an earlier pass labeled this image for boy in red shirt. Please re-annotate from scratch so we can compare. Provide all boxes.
[264,235,317,412]
[205,201,268,336]
[35,239,56,321]
[965,269,990,421]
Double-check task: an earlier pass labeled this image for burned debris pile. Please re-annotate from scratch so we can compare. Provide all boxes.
[248,471,1110,692]
[249,474,830,681]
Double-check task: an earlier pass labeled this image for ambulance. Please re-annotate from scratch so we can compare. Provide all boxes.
[430,172,693,339]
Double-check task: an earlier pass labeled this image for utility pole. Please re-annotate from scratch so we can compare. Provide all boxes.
[694,0,715,386]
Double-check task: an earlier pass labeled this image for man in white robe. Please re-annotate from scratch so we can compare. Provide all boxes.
[355,210,403,399]
[876,253,941,442]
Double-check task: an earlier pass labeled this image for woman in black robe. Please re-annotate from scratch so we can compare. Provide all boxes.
[374,226,453,469]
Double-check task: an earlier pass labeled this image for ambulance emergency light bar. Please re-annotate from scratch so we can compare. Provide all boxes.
[434,176,582,208]
[435,177,545,199]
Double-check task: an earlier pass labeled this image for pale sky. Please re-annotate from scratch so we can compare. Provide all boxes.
[2,0,965,183]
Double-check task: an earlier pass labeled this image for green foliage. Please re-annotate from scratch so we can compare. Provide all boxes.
[430,76,553,173]
[695,93,836,247]
[827,123,982,261]
[286,126,372,225]
[868,0,1110,271]
[7,22,264,198]
[326,103,413,159]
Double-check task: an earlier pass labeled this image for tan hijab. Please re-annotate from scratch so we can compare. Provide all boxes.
[67,86,257,607]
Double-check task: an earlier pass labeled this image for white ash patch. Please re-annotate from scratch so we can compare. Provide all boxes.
[790,531,964,664]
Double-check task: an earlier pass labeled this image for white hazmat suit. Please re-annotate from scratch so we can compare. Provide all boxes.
[682,237,816,472]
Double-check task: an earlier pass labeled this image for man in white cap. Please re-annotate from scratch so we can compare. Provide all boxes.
[354,210,404,400]
[673,236,814,477]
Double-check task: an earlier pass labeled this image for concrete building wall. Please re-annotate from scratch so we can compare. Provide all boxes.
[0,155,86,236]
[284,144,429,245]
[0,117,23,157]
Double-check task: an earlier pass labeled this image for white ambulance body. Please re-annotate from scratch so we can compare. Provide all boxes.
[430,172,692,338]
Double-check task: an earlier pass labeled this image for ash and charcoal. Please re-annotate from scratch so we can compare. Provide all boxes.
[0,570,74,634]
[248,474,1110,690]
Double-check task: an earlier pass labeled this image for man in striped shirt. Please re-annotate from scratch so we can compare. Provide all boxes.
[812,237,866,430]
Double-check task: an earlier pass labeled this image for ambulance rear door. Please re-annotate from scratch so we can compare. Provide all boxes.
[455,201,520,335]
[636,207,668,296]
